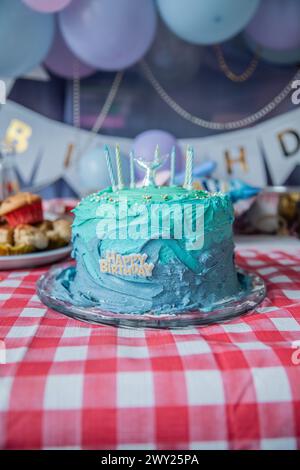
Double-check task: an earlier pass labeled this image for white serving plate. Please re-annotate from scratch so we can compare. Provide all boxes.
[0,245,72,270]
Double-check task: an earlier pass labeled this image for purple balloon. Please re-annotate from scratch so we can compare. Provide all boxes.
[59,0,157,71]
[245,34,300,66]
[246,0,300,51]
[44,23,95,79]
[133,130,183,178]
[23,0,72,13]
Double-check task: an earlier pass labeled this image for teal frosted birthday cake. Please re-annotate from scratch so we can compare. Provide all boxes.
[58,145,241,315]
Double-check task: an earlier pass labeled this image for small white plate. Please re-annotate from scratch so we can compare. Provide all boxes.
[0,245,72,270]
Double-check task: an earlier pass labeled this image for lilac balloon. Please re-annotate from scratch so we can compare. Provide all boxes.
[245,34,300,66]
[44,23,95,79]
[133,130,183,179]
[23,0,72,13]
[246,0,300,51]
[59,0,157,71]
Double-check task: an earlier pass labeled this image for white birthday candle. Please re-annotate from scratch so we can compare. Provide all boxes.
[183,145,194,190]
[154,144,160,163]
[170,146,176,186]
[115,144,124,190]
[129,150,135,188]
[104,145,116,191]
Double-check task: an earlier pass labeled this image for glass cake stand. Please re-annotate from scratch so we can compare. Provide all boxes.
[37,263,266,329]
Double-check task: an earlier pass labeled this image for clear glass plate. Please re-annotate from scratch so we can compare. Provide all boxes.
[36,263,266,329]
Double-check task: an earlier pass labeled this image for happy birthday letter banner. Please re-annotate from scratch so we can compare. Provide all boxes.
[181,107,300,187]
[256,108,300,185]
[0,100,300,193]
[0,101,132,193]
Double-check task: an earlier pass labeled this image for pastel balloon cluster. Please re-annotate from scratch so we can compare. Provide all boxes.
[244,0,300,65]
[0,0,299,79]
[0,0,157,78]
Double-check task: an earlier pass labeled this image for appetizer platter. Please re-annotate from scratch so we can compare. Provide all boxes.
[0,192,72,269]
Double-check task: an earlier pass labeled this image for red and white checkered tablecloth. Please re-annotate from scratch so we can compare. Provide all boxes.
[0,248,300,450]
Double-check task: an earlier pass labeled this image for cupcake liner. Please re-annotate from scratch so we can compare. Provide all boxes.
[0,244,11,256]
[5,200,43,227]
[0,243,36,256]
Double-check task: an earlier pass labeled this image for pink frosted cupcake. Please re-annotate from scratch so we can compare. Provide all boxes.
[0,193,43,227]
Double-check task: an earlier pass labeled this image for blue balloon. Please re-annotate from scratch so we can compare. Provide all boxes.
[157,0,260,45]
[0,0,54,77]
[79,147,130,193]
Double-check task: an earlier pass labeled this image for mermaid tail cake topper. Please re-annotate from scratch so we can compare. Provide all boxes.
[135,145,169,187]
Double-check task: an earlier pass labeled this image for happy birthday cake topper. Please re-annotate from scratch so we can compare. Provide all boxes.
[100,251,154,278]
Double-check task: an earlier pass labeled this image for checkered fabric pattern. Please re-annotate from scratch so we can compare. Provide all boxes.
[0,248,300,450]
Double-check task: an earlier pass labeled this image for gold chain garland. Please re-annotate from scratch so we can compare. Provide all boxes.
[213,44,260,83]
[140,59,300,130]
